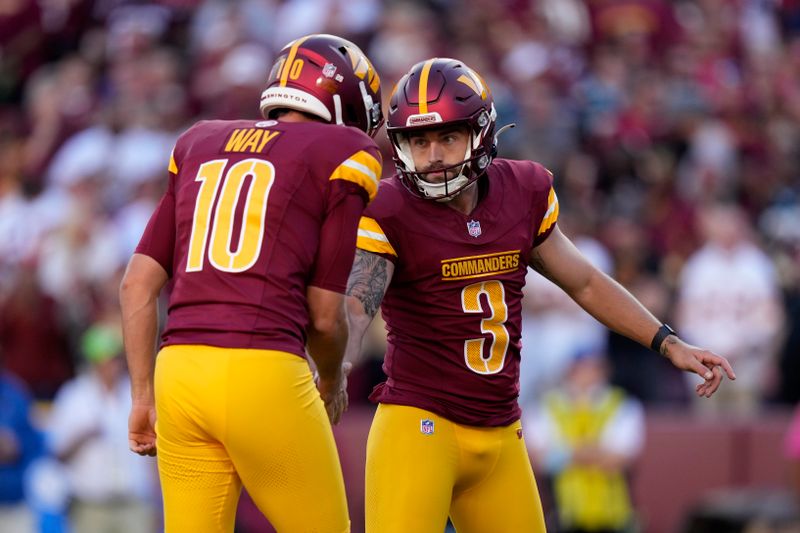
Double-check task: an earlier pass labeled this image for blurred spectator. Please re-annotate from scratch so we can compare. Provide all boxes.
[0,355,44,533]
[47,323,158,533]
[0,268,73,401]
[675,203,784,414]
[22,56,97,186]
[0,0,46,104]
[525,348,645,533]
[368,2,438,81]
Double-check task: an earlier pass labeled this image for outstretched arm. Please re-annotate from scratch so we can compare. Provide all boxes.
[120,253,168,456]
[344,249,394,366]
[529,227,736,397]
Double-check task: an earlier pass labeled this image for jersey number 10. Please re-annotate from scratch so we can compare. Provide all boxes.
[186,158,275,273]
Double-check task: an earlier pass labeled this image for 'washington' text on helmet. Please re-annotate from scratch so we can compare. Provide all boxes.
[260,34,384,137]
[387,58,497,200]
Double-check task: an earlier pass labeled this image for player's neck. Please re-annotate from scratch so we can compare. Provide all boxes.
[275,110,324,124]
[445,183,479,215]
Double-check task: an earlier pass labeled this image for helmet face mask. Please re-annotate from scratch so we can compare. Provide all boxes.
[387,58,497,200]
[260,34,384,137]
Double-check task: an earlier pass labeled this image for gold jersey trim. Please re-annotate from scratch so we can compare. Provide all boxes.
[329,150,382,201]
[538,187,559,236]
[356,216,397,257]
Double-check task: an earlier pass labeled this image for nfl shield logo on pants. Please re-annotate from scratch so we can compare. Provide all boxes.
[420,419,435,435]
[467,220,481,238]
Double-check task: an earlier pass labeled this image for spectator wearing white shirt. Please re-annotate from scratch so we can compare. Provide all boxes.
[47,322,157,533]
[676,203,784,414]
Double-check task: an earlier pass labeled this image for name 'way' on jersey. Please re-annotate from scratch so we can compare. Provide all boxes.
[136,119,382,357]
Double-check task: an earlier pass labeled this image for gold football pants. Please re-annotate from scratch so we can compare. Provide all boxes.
[365,403,545,533]
[154,344,349,532]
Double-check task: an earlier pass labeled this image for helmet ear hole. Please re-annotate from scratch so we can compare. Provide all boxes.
[344,105,358,126]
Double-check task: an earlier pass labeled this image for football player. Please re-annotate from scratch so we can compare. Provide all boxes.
[345,57,736,533]
[120,34,383,532]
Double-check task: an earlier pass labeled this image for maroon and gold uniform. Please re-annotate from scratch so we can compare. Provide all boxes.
[358,159,556,533]
[136,119,380,533]
[138,119,381,355]
[358,158,558,426]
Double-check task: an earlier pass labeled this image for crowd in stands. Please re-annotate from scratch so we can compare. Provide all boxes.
[1,0,800,531]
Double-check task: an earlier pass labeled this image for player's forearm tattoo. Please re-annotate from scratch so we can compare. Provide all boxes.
[660,336,678,357]
[347,250,389,318]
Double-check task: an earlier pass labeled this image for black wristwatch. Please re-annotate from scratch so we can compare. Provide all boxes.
[650,324,676,353]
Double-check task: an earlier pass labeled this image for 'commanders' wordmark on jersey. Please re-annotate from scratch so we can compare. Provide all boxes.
[441,250,520,281]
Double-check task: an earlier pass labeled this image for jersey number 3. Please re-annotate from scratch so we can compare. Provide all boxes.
[461,280,510,374]
[186,158,275,273]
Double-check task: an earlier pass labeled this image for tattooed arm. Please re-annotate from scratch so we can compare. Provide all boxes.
[344,249,395,365]
[529,226,735,397]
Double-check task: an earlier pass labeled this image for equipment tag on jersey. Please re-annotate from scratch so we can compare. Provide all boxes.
[420,419,435,435]
[467,219,482,238]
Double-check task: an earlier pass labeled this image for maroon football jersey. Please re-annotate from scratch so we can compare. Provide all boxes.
[357,159,558,426]
[136,119,382,356]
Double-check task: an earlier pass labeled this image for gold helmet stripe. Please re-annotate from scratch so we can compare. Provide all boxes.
[418,58,436,115]
[279,35,311,87]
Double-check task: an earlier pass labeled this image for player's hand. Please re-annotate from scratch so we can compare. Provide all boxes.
[662,337,736,398]
[316,362,352,425]
[128,402,157,456]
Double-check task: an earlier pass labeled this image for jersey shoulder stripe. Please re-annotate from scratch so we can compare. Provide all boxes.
[537,186,559,236]
[329,150,382,201]
[356,216,397,257]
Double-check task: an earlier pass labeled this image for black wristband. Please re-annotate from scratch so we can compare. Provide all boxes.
[650,324,676,353]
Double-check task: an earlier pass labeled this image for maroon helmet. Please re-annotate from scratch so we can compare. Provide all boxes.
[387,58,497,200]
[260,34,384,137]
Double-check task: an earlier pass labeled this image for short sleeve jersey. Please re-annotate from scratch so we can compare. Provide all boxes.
[136,119,382,357]
[357,159,558,426]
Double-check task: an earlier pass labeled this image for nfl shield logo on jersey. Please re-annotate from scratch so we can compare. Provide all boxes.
[467,220,481,238]
[420,419,435,435]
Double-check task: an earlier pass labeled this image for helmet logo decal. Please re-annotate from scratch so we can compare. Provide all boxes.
[418,58,436,114]
[322,63,337,78]
[345,47,380,93]
[406,112,442,126]
[457,72,487,99]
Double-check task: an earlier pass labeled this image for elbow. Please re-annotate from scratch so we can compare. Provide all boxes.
[345,295,372,329]
[309,304,347,337]
[119,264,162,308]
[119,271,136,306]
